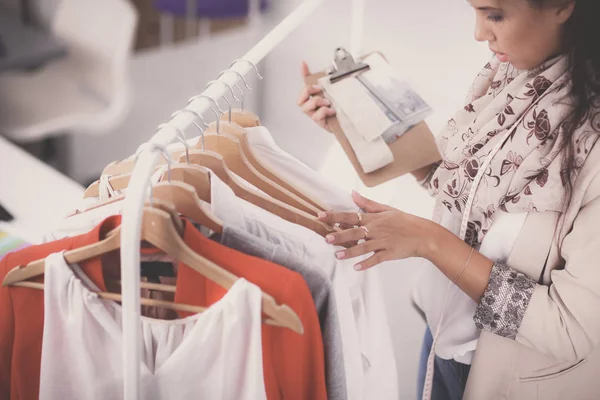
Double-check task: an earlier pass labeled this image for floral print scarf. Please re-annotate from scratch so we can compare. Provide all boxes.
[429,55,599,246]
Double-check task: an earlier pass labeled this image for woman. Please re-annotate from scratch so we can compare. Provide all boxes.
[298,1,600,399]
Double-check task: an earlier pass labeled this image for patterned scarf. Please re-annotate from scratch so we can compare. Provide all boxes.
[429,55,599,246]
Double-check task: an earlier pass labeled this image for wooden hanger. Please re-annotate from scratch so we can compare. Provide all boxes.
[214,117,329,212]
[95,154,336,236]
[152,180,222,234]
[200,124,322,216]
[99,116,323,215]
[189,92,322,216]
[82,151,333,237]
[223,109,261,127]
[80,163,223,234]
[182,149,336,237]
[84,164,209,199]
[95,109,334,234]
[2,205,304,334]
[211,72,327,211]
[98,104,322,216]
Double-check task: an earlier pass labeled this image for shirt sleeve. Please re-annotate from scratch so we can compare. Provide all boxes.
[475,190,600,362]
[0,254,15,398]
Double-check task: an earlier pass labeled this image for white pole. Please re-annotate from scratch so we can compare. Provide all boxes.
[119,0,328,398]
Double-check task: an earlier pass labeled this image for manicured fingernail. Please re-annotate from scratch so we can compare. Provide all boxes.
[336,251,346,259]
[354,263,362,271]
[324,99,331,105]
[312,85,321,90]
[318,212,328,220]
[326,234,335,243]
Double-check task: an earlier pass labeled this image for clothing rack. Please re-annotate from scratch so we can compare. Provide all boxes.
[120,0,364,398]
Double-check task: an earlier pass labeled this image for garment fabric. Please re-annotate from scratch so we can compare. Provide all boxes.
[417,327,470,400]
[214,224,347,400]
[40,252,266,400]
[42,125,397,398]
[203,171,398,400]
[245,126,358,212]
[0,216,327,400]
[430,55,599,245]
[412,208,526,364]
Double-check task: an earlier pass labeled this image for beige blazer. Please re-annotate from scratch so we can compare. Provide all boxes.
[459,139,600,399]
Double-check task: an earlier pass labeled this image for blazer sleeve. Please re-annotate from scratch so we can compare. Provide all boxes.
[474,190,600,362]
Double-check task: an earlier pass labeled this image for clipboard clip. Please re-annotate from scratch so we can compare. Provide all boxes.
[329,47,370,84]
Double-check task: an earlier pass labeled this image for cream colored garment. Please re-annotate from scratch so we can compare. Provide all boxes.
[462,140,600,399]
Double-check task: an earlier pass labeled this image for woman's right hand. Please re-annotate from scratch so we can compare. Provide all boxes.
[297,61,336,131]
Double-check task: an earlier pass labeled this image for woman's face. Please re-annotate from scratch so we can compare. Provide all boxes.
[469,0,574,70]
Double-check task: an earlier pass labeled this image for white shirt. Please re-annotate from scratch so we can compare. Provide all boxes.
[204,171,398,400]
[412,208,527,364]
[245,126,358,212]
[39,252,267,400]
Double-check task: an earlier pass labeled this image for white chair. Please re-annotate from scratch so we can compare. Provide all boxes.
[0,0,139,142]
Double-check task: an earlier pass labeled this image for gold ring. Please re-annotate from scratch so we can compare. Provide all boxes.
[357,212,363,226]
[361,226,369,240]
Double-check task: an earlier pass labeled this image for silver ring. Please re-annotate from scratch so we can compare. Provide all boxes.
[356,212,363,226]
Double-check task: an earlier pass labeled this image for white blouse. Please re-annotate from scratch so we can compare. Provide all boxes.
[39,252,267,400]
[412,207,528,365]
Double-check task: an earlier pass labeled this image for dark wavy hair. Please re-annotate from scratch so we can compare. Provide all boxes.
[530,0,600,229]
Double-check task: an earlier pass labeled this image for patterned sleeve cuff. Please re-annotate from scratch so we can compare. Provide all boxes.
[474,263,537,340]
[417,162,441,190]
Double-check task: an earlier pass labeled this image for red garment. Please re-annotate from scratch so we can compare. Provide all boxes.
[0,216,327,400]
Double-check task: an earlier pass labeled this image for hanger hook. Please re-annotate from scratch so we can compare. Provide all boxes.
[190,94,224,115]
[157,122,189,164]
[207,79,239,102]
[219,69,251,91]
[218,69,248,110]
[229,58,263,80]
[188,95,222,134]
[170,108,208,152]
[205,80,234,123]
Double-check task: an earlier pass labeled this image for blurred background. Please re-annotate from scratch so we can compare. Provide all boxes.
[0,0,490,397]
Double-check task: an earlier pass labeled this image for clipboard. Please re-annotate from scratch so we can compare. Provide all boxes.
[305,49,441,187]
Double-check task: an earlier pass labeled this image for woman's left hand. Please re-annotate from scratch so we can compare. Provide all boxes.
[318,191,438,271]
